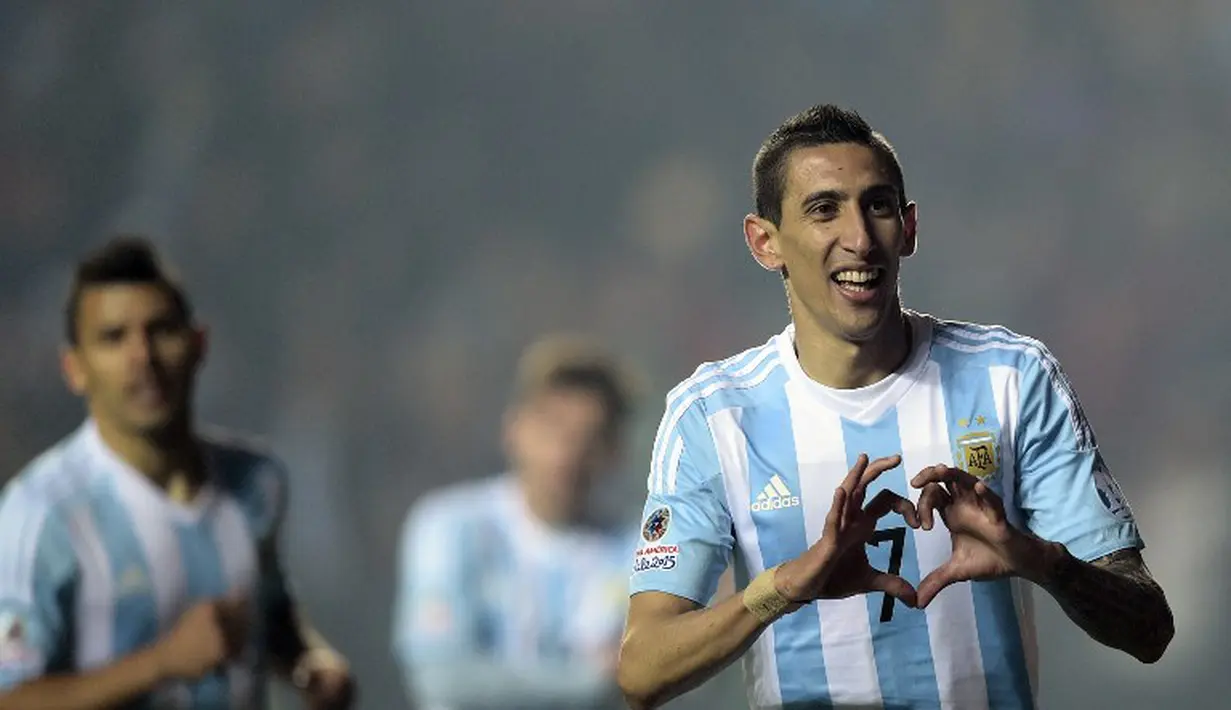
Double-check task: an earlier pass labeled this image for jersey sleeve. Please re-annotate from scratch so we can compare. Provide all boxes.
[629,395,734,605]
[250,455,294,614]
[1014,346,1143,562]
[0,491,75,689]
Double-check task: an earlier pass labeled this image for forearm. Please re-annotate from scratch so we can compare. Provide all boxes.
[1031,544,1174,663]
[617,592,768,710]
[407,657,615,710]
[0,646,166,710]
[266,597,330,678]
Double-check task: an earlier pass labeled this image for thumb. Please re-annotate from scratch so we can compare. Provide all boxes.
[865,572,918,609]
[916,562,963,608]
[217,591,250,617]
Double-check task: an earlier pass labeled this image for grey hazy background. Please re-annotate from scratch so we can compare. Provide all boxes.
[2,1,1227,708]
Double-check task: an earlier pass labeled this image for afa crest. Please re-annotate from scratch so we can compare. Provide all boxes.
[955,430,999,480]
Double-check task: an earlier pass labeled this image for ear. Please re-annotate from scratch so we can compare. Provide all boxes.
[900,202,919,258]
[501,405,521,459]
[61,345,88,396]
[191,324,210,366]
[744,214,784,272]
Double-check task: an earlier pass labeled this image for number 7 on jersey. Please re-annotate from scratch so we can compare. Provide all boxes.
[868,526,907,622]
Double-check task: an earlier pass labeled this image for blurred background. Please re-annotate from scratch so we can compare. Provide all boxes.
[1,1,1228,708]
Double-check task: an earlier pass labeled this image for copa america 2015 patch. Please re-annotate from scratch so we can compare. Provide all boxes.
[641,506,671,542]
[633,506,678,574]
[0,609,41,671]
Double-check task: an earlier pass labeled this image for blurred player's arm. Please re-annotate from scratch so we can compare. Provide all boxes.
[1012,347,1173,664]
[257,461,351,702]
[392,501,617,710]
[261,545,344,678]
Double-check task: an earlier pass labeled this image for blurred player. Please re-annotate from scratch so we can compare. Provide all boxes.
[617,105,1174,709]
[0,237,354,710]
[393,336,638,710]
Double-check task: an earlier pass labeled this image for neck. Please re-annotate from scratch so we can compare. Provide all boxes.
[793,303,912,389]
[91,411,203,491]
[520,482,587,530]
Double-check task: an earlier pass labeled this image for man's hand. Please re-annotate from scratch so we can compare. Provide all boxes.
[775,454,921,608]
[910,465,1062,607]
[292,648,355,710]
[155,597,250,681]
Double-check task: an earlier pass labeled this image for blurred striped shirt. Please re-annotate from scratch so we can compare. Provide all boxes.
[393,475,636,710]
[0,420,291,709]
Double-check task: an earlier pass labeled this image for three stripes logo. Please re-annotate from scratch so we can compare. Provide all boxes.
[751,475,801,512]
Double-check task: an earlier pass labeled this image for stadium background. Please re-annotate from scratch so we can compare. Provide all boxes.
[1,1,1227,708]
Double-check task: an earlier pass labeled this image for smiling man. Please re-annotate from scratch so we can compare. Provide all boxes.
[616,105,1174,710]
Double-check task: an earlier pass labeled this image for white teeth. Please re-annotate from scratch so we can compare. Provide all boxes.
[833,268,881,283]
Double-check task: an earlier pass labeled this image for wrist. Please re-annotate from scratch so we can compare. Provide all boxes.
[1010,532,1069,587]
[137,642,174,684]
[743,565,796,624]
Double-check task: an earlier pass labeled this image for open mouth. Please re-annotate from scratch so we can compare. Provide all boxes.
[830,266,886,293]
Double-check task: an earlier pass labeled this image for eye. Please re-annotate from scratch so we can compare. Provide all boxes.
[868,196,895,216]
[811,201,839,219]
[99,327,125,343]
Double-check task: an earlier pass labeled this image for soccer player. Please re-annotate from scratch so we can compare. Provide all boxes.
[617,105,1174,709]
[0,237,355,710]
[392,336,639,710]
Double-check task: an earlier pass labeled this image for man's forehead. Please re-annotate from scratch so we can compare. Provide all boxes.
[78,283,177,321]
[783,143,893,197]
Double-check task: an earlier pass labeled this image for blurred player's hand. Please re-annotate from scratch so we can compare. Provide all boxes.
[292,647,355,710]
[911,465,1059,607]
[776,454,921,608]
[156,596,250,680]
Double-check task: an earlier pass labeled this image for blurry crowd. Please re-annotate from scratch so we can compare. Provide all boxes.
[2,2,1227,708]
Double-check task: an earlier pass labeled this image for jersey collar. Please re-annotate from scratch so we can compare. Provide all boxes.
[775,310,934,425]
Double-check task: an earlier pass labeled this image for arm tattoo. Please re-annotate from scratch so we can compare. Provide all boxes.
[1043,548,1174,663]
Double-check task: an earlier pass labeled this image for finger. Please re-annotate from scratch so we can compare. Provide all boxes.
[917,483,951,531]
[824,486,847,536]
[841,453,870,494]
[911,464,978,493]
[972,480,1006,523]
[859,454,903,491]
[916,563,963,608]
[866,572,918,609]
[862,489,920,529]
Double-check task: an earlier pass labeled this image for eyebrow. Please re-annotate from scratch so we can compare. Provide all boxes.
[800,183,899,211]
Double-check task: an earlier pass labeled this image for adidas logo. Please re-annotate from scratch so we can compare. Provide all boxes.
[751,475,801,512]
[117,565,149,596]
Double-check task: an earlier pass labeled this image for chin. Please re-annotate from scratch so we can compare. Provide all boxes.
[835,312,889,342]
[124,410,182,438]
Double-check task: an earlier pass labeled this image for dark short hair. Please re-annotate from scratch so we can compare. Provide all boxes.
[65,235,193,345]
[753,104,907,224]
[513,335,639,438]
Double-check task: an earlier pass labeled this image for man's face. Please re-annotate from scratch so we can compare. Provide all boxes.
[506,387,616,512]
[750,142,917,342]
[63,283,203,437]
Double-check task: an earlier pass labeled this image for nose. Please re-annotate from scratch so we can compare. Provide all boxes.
[837,206,874,257]
[127,333,154,365]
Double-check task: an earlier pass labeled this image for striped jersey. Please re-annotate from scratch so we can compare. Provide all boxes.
[629,311,1143,710]
[0,420,291,709]
[393,475,635,710]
